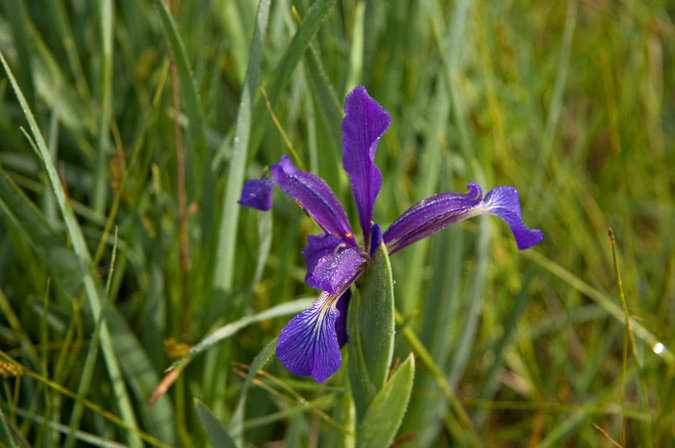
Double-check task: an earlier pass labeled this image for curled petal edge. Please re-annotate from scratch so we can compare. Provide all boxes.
[238,179,275,211]
[302,234,365,294]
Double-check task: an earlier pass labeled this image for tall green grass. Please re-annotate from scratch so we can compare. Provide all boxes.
[0,0,673,446]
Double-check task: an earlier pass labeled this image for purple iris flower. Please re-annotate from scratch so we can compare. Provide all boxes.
[239,86,543,383]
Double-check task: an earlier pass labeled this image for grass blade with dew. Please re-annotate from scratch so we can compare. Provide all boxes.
[63,229,119,448]
[92,0,113,214]
[0,49,144,448]
[0,164,177,444]
[148,298,313,405]
[212,0,271,311]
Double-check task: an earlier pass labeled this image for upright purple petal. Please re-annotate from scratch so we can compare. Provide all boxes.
[238,179,274,211]
[383,182,543,254]
[342,86,391,248]
[277,292,343,383]
[302,234,367,294]
[271,156,355,241]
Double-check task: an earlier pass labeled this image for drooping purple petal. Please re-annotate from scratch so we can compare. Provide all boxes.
[334,289,352,347]
[302,234,366,294]
[276,292,342,383]
[342,86,391,249]
[238,179,274,211]
[383,182,543,254]
[271,155,355,241]
[481,186,544,250]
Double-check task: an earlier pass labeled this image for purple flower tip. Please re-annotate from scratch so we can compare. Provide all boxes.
[370,223,383,256]
[334,289,352,347]
[276,292,343,383]
[238,179,274,211]
[483,187,543,250]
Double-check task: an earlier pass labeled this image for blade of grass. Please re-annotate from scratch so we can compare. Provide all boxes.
[304,44,342,159]
[169,298,312,373]
[0,405,17,448]
[428,0,475,163]
[243,393,340,430]
[148,298,312,406]
[523,249,673,367]
[344,1,365,93]
[6,0,35,110]
[1,403,127,448]
[0,49,143,448]
[395,310,481,447]
[194,399,236,448]
[0,164,177,443]
[243,0,339,161]
[63,229,119,448]
[212,0,271,312]
[0,354,170,448]
[229,338,278,444]
[39,280,57,446]
[448,168,490,388]
[152,0,206,148]
[476,268,536,424]
[609,228,652,448]
[531,0,578,198]
[397,80,449,317]
[92,0,114,214]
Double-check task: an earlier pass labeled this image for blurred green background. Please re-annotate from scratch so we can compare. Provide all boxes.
[0,0,673,446]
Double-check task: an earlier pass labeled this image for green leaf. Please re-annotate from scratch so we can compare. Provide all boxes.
[348,240,395,420]
[0,167,177,445]
[246,0,338,157]
[229,338,278,446]
[355,354,415,448]
[212,0,271,308]
[0,404,17,448]
[167,298,312,373]
[0,48,144,448]
[152,0,206,148]
[305,44,343,150]
[195,399,237,448]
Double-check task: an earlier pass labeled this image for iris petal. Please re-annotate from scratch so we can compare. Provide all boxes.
[302,234,366,294]
[276,292,343,383]
[238,179,274,211]
[482,187,544,250]
[334,289,352,347]
[271,156,355,241]
[342,86,391,248]
[383,182,543,254]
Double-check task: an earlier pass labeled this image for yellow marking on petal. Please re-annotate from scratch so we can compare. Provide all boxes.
[295,199,304,209]
[333,243,347,254]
